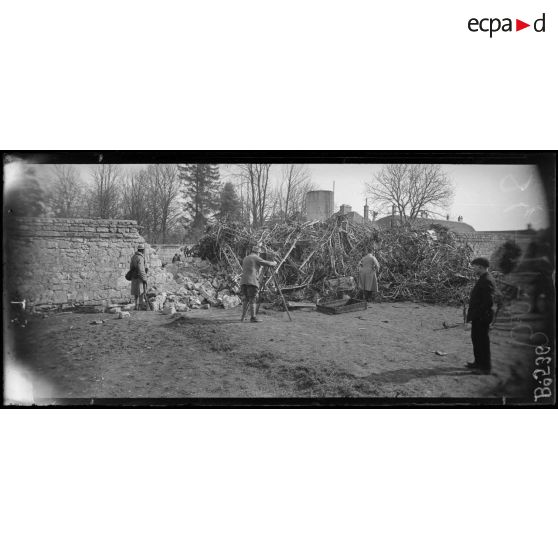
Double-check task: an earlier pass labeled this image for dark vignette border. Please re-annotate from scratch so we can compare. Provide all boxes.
[2,150,556,409]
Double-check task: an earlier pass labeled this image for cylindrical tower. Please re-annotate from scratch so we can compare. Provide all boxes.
[305,190,334,221]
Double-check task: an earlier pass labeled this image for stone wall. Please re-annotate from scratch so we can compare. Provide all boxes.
[5,217,167,307]
[455,231,537,267]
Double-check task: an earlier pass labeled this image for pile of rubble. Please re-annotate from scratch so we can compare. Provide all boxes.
[22,218,478,316]
[145,256,242,312]
[24,255,243,316]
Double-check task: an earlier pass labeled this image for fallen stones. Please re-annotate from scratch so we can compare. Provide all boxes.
[221,294,241,309]
[189,295,202,308]
[120,256,246,313]
[149,293,167,311]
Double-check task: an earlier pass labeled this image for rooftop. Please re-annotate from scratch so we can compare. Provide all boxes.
[374,215,476,233]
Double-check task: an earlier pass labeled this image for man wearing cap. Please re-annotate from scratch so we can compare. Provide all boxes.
[240,246,277,323]
[129,243,148,310]
[465,257,496,373]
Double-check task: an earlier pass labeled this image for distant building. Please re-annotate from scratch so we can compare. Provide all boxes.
[374,215,476,233]
[332,204,379,227]
[305,190,334,221]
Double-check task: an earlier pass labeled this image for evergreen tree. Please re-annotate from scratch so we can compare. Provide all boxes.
[178,164,221,240]
[217,181,242,221]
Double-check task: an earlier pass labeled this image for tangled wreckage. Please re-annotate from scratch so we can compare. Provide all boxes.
[159,217,479,312]
[10,214,546,319]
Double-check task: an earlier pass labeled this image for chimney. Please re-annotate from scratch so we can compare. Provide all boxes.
[364,199,369,220]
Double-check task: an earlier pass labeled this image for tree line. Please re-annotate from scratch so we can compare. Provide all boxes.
[6,163,316,243]
[6,161,458,242]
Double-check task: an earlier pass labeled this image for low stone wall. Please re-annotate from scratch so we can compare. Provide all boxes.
[455,231,537,266]
[5,217,165,307]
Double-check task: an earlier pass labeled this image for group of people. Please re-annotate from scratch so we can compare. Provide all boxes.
[129,243,496,374]
[237,246,495,374]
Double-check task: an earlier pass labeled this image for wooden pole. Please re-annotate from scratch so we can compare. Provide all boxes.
[255,266,268,315]
[261,234,300,291]
[273,273,293,322]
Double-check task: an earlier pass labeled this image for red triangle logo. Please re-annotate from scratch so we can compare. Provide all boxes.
[516,19,530,31]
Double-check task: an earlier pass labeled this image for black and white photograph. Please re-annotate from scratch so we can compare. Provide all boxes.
[3,152,555,406]
[2,3,557,558]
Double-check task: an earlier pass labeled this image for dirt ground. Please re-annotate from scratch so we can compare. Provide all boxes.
[5,299,548,404]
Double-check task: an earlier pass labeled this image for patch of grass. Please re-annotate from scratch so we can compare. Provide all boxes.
[166,318,233,352]
[241,352,384,397]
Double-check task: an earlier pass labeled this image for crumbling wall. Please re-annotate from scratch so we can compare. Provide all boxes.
[455,231,537,266]
[5,217,165,307]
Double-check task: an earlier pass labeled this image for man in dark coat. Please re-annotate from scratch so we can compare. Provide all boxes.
[466,257,496,373]
[129,243,148,310]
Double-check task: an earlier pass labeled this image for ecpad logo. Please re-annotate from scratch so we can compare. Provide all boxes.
[468,13,546,37]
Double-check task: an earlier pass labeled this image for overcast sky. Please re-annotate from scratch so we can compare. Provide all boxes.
[221,163,549,231]
[12,162,550,232]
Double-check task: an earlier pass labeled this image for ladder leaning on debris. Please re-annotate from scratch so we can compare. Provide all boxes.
[221,244,243,274]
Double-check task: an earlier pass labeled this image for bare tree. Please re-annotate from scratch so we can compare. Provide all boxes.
[365,164,454,222]
[234,164,272,228]
[120,165,184,243]
[121,169,150,227]
[48,165,84,218]
[146,164,182,243]
[88,164,122,219]
[275,164,313,221]
[236,176,252,225]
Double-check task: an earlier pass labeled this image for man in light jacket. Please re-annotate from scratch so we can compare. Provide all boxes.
[240,246,277,323]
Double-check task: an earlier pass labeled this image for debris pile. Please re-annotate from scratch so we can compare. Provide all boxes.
[145,257,242,311]
[194,219,476,304]
[22,219,477,316]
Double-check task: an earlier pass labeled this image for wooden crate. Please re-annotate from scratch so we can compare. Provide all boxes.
[316,297,367,315]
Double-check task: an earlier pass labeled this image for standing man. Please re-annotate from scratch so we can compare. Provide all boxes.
[358,249,380,302]
[130,243,148,310]
[465,257,496,374]
[240,245,277,323]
